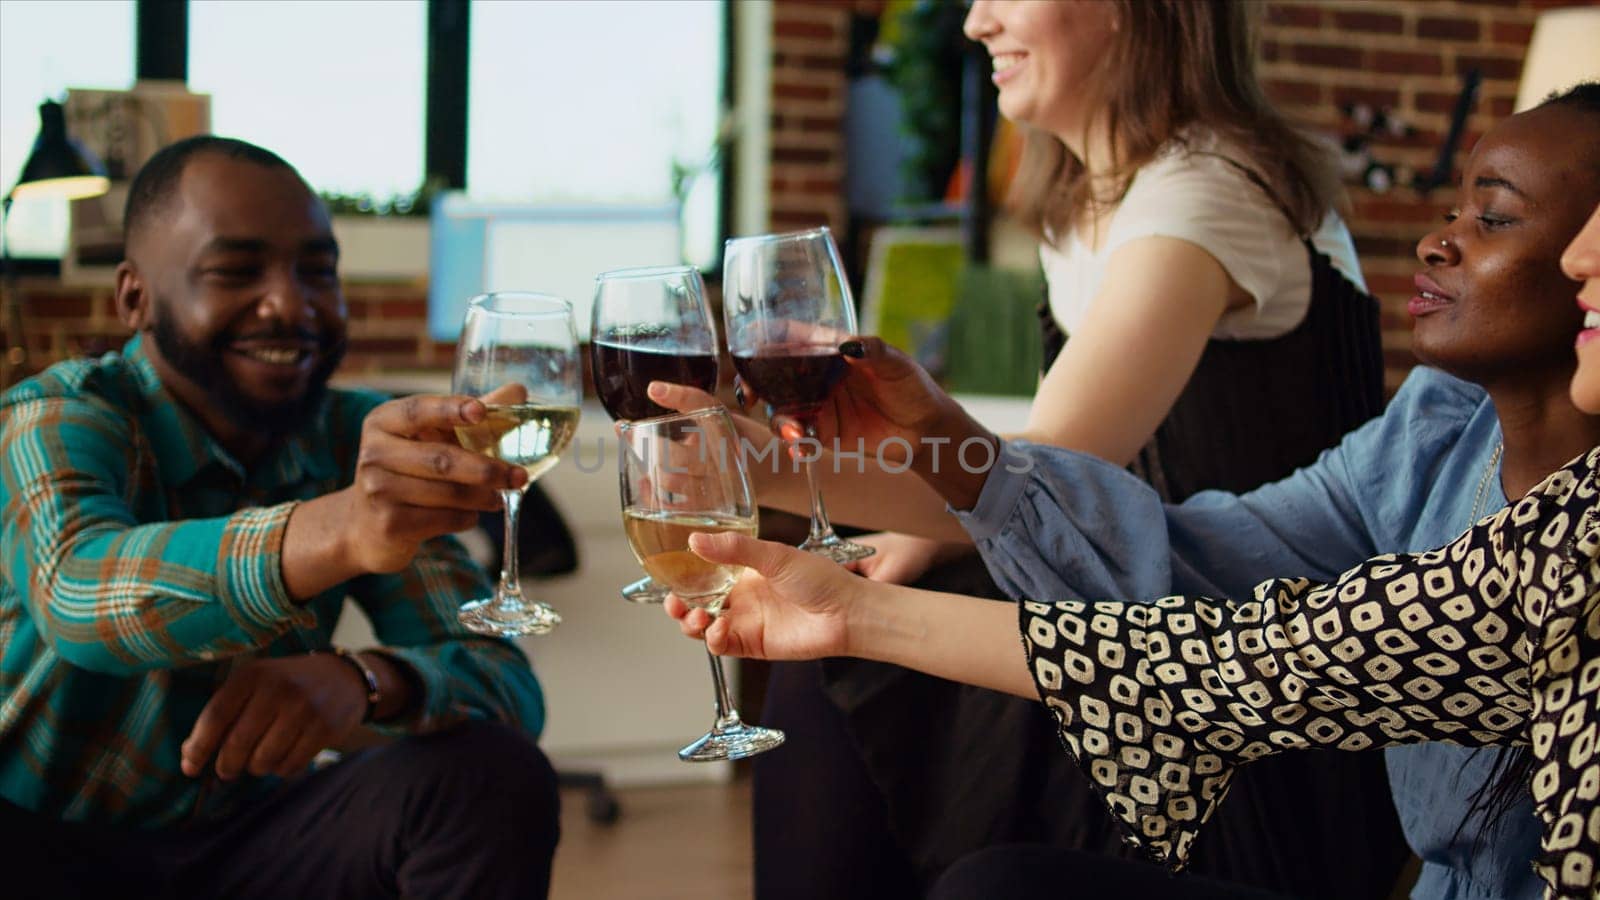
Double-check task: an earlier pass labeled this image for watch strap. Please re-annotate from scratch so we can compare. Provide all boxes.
[330,646,382,723]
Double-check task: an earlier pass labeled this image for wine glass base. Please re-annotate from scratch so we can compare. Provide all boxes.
[798,535,877,564]
[620,575,668,605]
[678,723,786,762]
[458,598,562,637]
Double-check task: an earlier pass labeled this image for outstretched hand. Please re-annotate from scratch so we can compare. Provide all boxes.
[663,532,861,661]
[788,337,957,463]
[282,384,533,601]
[649,339,969,469]
[644,381,776,447]
[343,384,529,573]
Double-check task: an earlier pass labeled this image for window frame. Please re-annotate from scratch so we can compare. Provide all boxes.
[440,0,732,277]
[6,0,732,275]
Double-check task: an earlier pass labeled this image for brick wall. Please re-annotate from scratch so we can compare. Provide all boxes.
[768,0,870,235]
[1256,0,1577,390]
[4,0,1581,390]
[763,0,1580,393]
[3,277,456,381]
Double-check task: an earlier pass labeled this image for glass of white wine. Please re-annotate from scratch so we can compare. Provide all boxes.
[619,406,785,761]
[452,292,581,637]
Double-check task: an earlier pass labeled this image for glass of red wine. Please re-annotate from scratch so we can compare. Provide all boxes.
[722,226,874,564]
[591,264,721,602]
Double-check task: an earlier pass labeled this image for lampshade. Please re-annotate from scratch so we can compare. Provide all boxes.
[7,100,110,202]
[1514,7,1600,113]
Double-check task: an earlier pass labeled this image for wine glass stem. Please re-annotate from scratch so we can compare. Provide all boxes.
[498,487,525,604]
[799,421,838,544]
[705,646,743,730]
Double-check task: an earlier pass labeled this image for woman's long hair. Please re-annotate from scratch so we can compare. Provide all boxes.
[1007,0,1340,240]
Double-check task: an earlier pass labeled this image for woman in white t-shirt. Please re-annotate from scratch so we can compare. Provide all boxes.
[1038,131,1364,345]
[653,3,1397,898]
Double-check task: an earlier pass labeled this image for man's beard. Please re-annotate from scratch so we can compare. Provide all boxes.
[151,313,347,438]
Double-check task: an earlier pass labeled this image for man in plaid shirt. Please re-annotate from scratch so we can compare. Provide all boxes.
[0,137,558,897]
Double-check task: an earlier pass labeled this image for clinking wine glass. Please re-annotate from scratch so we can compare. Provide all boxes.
[722,226,874,564]
[451,292,581,636]
[591,264,721,604]
[619,407,785,762]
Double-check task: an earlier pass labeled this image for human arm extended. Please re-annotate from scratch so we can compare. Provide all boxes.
[670,450,1597,887]
[649,235,1238,554]
[957,366,1488,605]
[0,391,524,674]
[666,532,1034,698]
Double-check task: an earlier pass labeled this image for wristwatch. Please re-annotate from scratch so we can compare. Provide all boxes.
[329,646,382,723]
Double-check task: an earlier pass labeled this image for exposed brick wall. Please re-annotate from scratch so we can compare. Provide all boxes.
[5,0,1585,393]
[1257,0,1578,391]
[767,0,869,235]
[764,0,1581,392]
[0,279,454,380]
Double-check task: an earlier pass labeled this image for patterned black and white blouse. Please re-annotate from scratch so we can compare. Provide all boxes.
[1021,446,1600,899]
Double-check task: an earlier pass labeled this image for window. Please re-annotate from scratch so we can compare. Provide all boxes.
[187,0,427,201]
[1,0,730,271]
[0,0,135,258]
[466,0,726,269]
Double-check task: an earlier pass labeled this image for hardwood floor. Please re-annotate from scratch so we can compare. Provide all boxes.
[552,779,753,899]
[548,777,1422,899]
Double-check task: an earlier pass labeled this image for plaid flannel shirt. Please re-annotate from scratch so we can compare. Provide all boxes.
[0,337,545,826]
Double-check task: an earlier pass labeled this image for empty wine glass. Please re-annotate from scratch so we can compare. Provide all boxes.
[619,407,785,762]
[722,226,874,563]
[452,292,581,636]
[591,265,721,604]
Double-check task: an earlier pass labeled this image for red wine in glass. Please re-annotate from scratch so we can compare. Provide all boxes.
[591,337,719,421]
[722,226,873,563]
[731,345,847,418]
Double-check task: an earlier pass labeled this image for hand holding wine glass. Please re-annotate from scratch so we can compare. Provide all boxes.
[664,531,858,662]
[756,335,968,468]
[722,226,875,563]
[295,392,531,589]
[452,292,582,637]
[591,264,721,603]
[620,407,785,762]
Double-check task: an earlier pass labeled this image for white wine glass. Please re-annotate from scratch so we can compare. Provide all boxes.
[619,407,785,761]
[590,265,720,604]
[452,292,581,636]
[722,226,874,563]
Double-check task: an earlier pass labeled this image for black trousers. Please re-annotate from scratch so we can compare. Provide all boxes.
[752,658,921,900]
[755,657,1407,900]
[0,721,560,900]
[928,845,1292,900]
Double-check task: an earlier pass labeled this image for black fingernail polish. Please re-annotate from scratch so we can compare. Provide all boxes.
[839,340,865,358]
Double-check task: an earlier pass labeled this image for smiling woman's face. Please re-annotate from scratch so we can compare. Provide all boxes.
[962,0,1116,138]
[1410,104,1600,386]
[1563,204,1600,413]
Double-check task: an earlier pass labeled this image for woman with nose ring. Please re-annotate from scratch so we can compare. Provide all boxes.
[647,2,1400,897]
[669,105,1600,899]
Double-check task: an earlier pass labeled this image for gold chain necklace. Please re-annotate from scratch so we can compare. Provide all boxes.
[1471,440,1505,521]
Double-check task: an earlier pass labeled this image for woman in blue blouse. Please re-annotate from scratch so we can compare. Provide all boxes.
[664,88,1600,899]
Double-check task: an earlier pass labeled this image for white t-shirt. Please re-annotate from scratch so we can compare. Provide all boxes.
[1039,134,1365,340]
